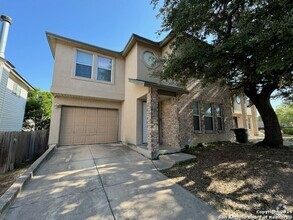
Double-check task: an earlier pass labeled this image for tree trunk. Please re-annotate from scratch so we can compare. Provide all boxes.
[255,100,283,147]
[245,90,283,147]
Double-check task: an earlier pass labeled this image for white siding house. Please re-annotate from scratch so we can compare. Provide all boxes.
[0,15,34,131]
[0,57,34,131]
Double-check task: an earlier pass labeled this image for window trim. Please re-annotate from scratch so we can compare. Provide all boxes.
[192,101,201,132]
[204,103,214,132]
[215,104,224,131]
[73,49,115,85]
[143,50,159,69]
[12,82,21,97]
[74,50,94,79]
[96,55,114,83]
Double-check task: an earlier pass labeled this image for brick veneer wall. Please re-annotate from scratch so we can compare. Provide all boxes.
[146,88,159,153]
[161,79,234,147]
[161,98,180,147]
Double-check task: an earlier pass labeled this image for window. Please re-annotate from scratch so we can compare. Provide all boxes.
[12,82,21,97]
[192,101,201,131]
[97,56,112,82]
[75,51,93,79]
[204,104,213,131]
[236,96,241,104]
[248,118,251,129]
[216,104,223,130]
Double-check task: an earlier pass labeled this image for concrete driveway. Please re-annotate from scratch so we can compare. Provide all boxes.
[5,144,218,220]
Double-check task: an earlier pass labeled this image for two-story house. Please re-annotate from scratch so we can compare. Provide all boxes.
[0,15,34,131]
[47,32,235,159]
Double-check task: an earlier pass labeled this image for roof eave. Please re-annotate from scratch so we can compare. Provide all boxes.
[0,57,34,90]
[128,78,188,94]
[122,34,161,57]
[45,32,123,59]
[46,32,56,58]
[159,31,175,47]
[11,69,35,91]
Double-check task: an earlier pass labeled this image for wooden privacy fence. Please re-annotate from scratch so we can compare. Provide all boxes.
[0,130,49,174]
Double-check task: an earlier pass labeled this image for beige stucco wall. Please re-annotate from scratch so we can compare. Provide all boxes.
[121,43,148,145]
[233,99,253,115]
[51,42,125,101]
[48,95,122,145]
[233,114,258,137]
[232,96,259,136]
[161,40,173,56]
[136,42,161,83]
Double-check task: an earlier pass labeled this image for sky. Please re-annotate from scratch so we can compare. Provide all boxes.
[0,0,283,108]
[0,0,166,91]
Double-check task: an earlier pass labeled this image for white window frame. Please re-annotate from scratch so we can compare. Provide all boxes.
[192,101,201,131]
[204,103,214,131]
[96,55,114,83]
[73,49,115,84]
[215,104,223,131]
[12,82,21,97]
[74,50,94,79]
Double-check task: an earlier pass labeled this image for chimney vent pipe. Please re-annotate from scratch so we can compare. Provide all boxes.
[0,15,12,58]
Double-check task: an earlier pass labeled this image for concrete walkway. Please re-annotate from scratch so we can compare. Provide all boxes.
[5,144,218,220]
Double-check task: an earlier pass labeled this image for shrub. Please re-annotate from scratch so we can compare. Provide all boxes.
[283,128,293,135]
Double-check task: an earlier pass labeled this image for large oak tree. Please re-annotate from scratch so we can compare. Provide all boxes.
[152,0,293,147]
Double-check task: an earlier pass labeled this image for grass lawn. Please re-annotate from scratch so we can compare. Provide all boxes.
[161,142,293,218]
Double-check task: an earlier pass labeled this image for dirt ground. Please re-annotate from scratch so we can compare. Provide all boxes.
[161,142,293,218]
[0,165,30,196]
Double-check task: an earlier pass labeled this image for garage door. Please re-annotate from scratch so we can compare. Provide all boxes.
[60,107,118,145]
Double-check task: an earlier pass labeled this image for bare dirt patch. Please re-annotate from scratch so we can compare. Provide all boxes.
[161,142,293,218]
[0,164,30,196]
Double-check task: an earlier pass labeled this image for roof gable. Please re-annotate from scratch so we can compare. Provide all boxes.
[46,32,174,59]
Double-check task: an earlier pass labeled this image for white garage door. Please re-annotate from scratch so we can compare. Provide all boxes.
[60,107,118,145]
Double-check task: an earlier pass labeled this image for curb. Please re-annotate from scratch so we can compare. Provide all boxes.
[0,144,57,219]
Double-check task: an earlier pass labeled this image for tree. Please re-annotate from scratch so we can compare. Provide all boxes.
[275,103,293,135]
[24,88,53,130]
[152,0,293,147]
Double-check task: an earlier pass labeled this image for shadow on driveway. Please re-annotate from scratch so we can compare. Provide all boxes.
[5,144,218,220]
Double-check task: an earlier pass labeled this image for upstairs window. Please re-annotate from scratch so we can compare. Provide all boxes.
[97,56,112,82]
[204,104,213,131]
[192,101,201,131]
[12,82,21,97]
[215,104,223,130]
[75,51,93,79]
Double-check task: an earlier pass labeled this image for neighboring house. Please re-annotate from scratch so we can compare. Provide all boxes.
[232,94,259,136]
[47,32,235,159]
[0,15,34,132]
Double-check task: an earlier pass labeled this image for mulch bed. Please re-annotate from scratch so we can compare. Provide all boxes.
[161,142,293,218]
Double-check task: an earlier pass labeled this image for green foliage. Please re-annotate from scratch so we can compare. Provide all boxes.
[152,0,292,146]
[152,0,293,99]
[283,128,293,135]
[24,88,53,130]
[276,103,293,134]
